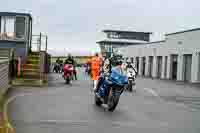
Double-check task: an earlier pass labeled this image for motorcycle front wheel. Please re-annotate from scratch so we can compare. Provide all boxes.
[107,89,120,112]
[95,94,102,106]
[65,77,70,84]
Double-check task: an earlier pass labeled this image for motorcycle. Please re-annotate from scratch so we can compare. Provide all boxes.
[126,67,136,92]
[94,68,128,112]
[63,64,74,84]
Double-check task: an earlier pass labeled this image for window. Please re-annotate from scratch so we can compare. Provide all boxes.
[5,17,15,38]
[0,16,15,39]
[16,16,26,39]
[0,17,5,33]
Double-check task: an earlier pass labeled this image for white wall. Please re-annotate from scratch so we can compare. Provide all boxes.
[117,29,200,83]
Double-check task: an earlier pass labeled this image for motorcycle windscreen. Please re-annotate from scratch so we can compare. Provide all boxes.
[110,69,128,85]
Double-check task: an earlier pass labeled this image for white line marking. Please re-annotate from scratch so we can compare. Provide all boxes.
[143,88,159,97]
[37,120,138,127]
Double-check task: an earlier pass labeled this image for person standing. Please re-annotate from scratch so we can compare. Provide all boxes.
[91,53,102,91]
[72,57,77,80]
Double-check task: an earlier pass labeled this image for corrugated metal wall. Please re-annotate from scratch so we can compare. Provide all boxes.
[0,48,16,59]
[0,58,9,95]
[0,49,10,58]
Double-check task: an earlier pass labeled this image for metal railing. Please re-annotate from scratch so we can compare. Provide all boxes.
[31,33,48,52]
[29,33,48,83]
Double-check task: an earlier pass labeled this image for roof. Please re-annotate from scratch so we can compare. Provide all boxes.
[166,28,200,36]
[96,38,148,45]
[97,40,145,45]
[97,40,165,46]
[0,12,32,19]
[144,40,165,44]
[103,29,152,34]
[97,38,147,43]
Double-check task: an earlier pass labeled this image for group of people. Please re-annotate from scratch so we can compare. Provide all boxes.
[86,53,137,92]
[53,52,137,90]
[54,54,77,80]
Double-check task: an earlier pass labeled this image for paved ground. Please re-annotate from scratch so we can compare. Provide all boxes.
[7,68,200,133]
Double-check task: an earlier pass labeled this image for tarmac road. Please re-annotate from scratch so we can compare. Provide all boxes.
[7,68,200,133]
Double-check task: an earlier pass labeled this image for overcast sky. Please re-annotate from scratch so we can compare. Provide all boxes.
[1,0,200,56]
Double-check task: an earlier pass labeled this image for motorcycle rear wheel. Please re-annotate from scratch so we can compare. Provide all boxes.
[128,80,133,92]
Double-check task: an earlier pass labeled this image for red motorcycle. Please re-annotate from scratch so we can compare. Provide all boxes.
[63,64,74,84]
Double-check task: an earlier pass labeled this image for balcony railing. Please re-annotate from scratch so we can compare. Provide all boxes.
[31,33,48,52]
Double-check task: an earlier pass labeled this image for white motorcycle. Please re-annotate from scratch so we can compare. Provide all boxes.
[126,66,136,92]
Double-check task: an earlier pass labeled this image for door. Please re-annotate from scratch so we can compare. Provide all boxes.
[157,56,162,78]
[149,56,153,77]
[171,55,178,80]
[164,56,168,78]
[142,57,146,76]
[136,57,139,73]
[199,53,200,81]
[184,55,192,81]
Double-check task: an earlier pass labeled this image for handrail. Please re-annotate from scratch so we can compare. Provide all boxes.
[31,33,47,52]
[39,52,42,82]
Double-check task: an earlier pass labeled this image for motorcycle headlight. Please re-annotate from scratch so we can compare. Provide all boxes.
[114,76,119,80]
[69,67,73,70]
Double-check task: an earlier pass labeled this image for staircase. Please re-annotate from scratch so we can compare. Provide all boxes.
[12,52,45,86]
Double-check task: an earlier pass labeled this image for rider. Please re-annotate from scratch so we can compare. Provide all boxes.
[112,59,123,74]
[102,55,112,76]
[54,57,61,73]
[56,57,60,64]
[126,59,137,76]
[64,54,77,80]
[95,58,124,94]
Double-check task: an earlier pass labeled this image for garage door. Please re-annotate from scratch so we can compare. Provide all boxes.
[149,56,153,77]
[199,53,200,81]
[157,56,162,78]
[142,57,146,76]
[136,57,139,72]
[164,56,168,78]
[171,55,178,80]
[184,54,192,81]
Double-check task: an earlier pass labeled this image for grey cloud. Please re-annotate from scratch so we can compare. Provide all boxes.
[1,0,200,55]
